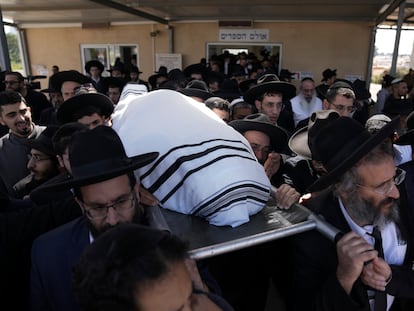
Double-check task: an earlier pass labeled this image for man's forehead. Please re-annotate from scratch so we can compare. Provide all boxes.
[4,75,20,81]
[331,94,354,105]
[1,101,26,112]
[62,81,81,90]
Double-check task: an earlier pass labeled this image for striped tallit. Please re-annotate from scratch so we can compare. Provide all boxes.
[112,89,270,227]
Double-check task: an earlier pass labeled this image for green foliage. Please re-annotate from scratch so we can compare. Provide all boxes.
[6,33,22,68]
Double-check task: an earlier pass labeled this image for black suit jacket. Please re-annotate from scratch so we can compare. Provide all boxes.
[291,189,414,311]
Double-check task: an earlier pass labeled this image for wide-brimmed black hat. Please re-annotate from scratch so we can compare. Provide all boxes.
[24,125,60,156]
[39,126,159,191]
[352,79,371,100]
[85,60,104,74]
[229,113,289,153]
[179,80,214,100]
[130,66,143,74]
[183,63,208,80]
[307,116,399,192]
[321,68,337,82]
[57,89,114,124]
[278,69,295,81]
[49,70,91,92]
[213,79,242,101]
[243,74,296,104]
[288,110,340,159]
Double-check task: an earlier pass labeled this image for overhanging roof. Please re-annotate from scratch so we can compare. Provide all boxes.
[0,0,404,28]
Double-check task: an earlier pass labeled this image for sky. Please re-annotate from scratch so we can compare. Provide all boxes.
[375,27,414,55]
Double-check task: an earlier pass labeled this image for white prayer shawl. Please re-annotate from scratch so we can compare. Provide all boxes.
[291,94,323,127]
[112,89,270,227]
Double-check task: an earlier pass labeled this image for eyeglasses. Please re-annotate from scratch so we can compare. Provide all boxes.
[81,191,136,220]
[329,103,356,113]
[356,168,406,196]
[3,80,19,85]
[27,154,52,163]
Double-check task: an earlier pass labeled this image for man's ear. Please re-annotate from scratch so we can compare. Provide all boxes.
[322,99,329,110]
[56,155,65,169]
[254,99,261,111]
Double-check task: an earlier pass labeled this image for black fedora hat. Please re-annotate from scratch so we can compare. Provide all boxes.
[130,66,143,74]
[49,70,91,92]
[24,125,60,156]
[382,97,413,116]
[243,74,296,104]
[179,80,214,100]
[57,89,114,124]
[213,78,242,101]
[352,79,371,100]
[229,113,289,153]
[85,60,104,74]
[288,110,340,159]
[39,126,159,191]
[321,68,337,82]
[307,116,399,192]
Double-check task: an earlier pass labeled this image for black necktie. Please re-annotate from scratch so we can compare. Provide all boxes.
[370,226,387,311]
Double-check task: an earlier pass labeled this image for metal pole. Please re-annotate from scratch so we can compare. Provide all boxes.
[366,26,377,84]
[390,0,406,76]
[0,6,11,71]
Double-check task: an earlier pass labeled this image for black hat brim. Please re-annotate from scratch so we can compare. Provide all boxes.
[57,93,114,124]
[229,120,289,153]
[49,70,91,92]
[307,117,399,192]
[179,88,214,100]
[38,152,159,191]
[243,81,296,104]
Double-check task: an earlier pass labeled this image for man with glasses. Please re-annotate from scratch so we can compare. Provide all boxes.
[12,125,60,199]
[322,80,356,117]
[3,71,52,123]
[0,90,45,196]
[30,126,227,311]
[30,126,159,310]
[290,116,414,311]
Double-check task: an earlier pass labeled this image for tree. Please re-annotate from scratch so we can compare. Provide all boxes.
[6,32,22,67]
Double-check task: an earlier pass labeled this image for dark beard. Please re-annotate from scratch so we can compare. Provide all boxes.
[344,194,400,228]
[84,205,145,239]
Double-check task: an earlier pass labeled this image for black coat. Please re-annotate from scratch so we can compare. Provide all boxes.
[291,189,414,311]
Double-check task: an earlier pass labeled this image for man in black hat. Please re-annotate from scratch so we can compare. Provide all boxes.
[229,113,299,205]
[57,86,114,129]
[375,74,395,114]
[316,68,337,100]
[49,70,91,102]
[179,79,214,103]
[84,59,105,93]
[129,65,149,90]
[12,125,60,199]
[290,116,414,311]
[0,90,46,197]
[30,126,159,311]
[243,73,296,131]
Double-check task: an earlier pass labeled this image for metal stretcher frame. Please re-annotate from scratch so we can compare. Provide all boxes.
[153,199,317,260]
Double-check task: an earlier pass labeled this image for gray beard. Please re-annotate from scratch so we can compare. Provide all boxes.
[343,194,400,229]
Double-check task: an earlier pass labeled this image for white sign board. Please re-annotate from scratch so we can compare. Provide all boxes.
[219,29,269,42]
[155,53,182,71]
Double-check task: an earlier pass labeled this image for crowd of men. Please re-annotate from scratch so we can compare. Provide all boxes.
[0,49,414,311]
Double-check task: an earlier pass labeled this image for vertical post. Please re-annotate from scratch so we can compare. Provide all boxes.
[390,0,406,76]
[366,26,377,84]
[0,7,11,71]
